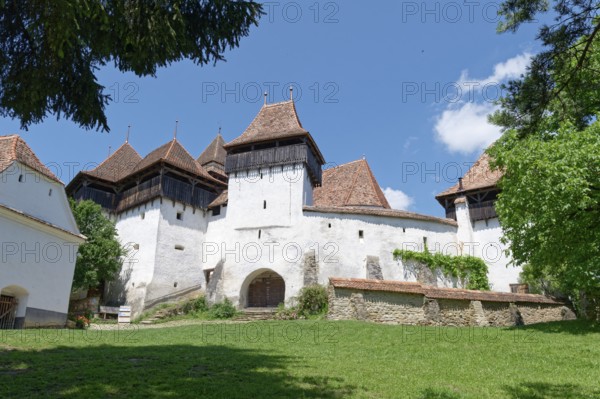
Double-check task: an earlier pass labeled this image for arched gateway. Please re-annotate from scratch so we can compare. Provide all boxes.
[245,270,285,308]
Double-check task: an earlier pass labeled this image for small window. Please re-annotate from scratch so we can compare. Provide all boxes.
[358,230,364,239]
[140,212,145,220]
[260,172,263,179]
[48,189,52,196]
[176,212,183,220]
[402,227,406,233]
[263,200,267,209]
[328,223,332,228]
[174,282,178,288]
[18,175,23,182]
[258,229,262,239]
[423,237,428,247]
[212,206,221,216]
[175,245,184,251]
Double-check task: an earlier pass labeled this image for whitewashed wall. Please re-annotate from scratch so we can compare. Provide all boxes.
[472,218,521,292]
[0,215,78,316]
[0,162,79,232]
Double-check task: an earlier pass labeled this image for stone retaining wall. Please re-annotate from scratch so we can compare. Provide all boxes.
[328,278,576,327]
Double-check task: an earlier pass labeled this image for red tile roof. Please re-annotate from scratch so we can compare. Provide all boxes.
[437,152,502,198]
[304,206,458,226]
[84,142,142,182]
[208,190,228,208]
[314,159,391,208]
[198,134,226,167]
[329,278,563,304]
[0,134,61,183]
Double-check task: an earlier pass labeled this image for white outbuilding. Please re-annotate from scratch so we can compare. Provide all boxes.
[0,135,85,328]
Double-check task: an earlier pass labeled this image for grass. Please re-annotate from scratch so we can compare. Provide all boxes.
[0,320,598,398]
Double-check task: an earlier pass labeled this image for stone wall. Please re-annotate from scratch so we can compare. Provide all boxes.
[328,278,576,327]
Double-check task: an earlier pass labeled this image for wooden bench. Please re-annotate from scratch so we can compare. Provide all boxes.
[98,306,120,319]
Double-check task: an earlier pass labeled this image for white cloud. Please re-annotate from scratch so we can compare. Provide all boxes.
[382,187,414,210]
[435,53,531,155]
[435,102,500,154]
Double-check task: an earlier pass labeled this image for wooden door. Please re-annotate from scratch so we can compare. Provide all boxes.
[0,295,18,329]
[247,272,285,307]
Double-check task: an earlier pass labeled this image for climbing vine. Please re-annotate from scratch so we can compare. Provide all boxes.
[392,248,490,291]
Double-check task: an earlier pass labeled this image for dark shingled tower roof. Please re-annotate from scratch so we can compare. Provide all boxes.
[313,159,391,208]
[131,138,218,182]
[224,101,308,147]
[198,134,226,167]
[224,100,325,163]
[84,142,142,182]
[0,134,61,183]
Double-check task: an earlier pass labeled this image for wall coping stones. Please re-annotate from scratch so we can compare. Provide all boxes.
[329,277,564,305]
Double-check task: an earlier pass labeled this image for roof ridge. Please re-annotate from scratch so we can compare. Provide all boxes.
[12,135,18,159]
[362,159,391,209]
[92,142,136,172]
[289,100,303,129]
[264,99,294,108]
[343,160,362,206]
[164,139,176,161]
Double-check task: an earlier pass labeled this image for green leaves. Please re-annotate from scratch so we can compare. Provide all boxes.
[392,249,490,291]
[492,0,600,136]
[69,199,125,291]
[488,123,600,316]
[0,1,263,131]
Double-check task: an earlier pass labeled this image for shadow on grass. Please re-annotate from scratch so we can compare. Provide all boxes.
[507,320,599,335]
[503,381,600,399]
[419,387,462,398]
[0,344,358,398]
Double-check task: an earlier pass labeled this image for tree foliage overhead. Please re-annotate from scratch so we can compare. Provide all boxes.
[70,199,125,291]
[0,1,262,131]
[491,0,600,136]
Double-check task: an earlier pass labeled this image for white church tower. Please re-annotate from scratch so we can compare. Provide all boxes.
[222,98,325,228]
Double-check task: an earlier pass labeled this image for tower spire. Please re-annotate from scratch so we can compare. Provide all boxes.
[126,125,131,143]
[289,86,293,101]
[174,120,179,140]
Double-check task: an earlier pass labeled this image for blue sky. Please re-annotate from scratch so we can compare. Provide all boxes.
[0,1,546,217]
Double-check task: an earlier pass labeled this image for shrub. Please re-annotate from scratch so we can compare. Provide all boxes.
[75,315,90,329]
[182,296,208,314]
[208,298,237,319]
[297,285,328,315]
[275,304,303,320]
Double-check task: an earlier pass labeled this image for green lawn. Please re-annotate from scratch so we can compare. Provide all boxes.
[1,320,599,398]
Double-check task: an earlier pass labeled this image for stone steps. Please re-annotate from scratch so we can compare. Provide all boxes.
[233,308,278,322]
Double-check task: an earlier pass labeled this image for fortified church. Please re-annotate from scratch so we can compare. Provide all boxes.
[67,99,519,317]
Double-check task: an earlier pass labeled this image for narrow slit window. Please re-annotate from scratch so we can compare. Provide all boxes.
[176,212,183,221]
[18,175,23,182]
[48,189,52,196]
[258,229,262,239]
[263,200,267,209]
[175,245,184,251]
[359,230,364,239]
